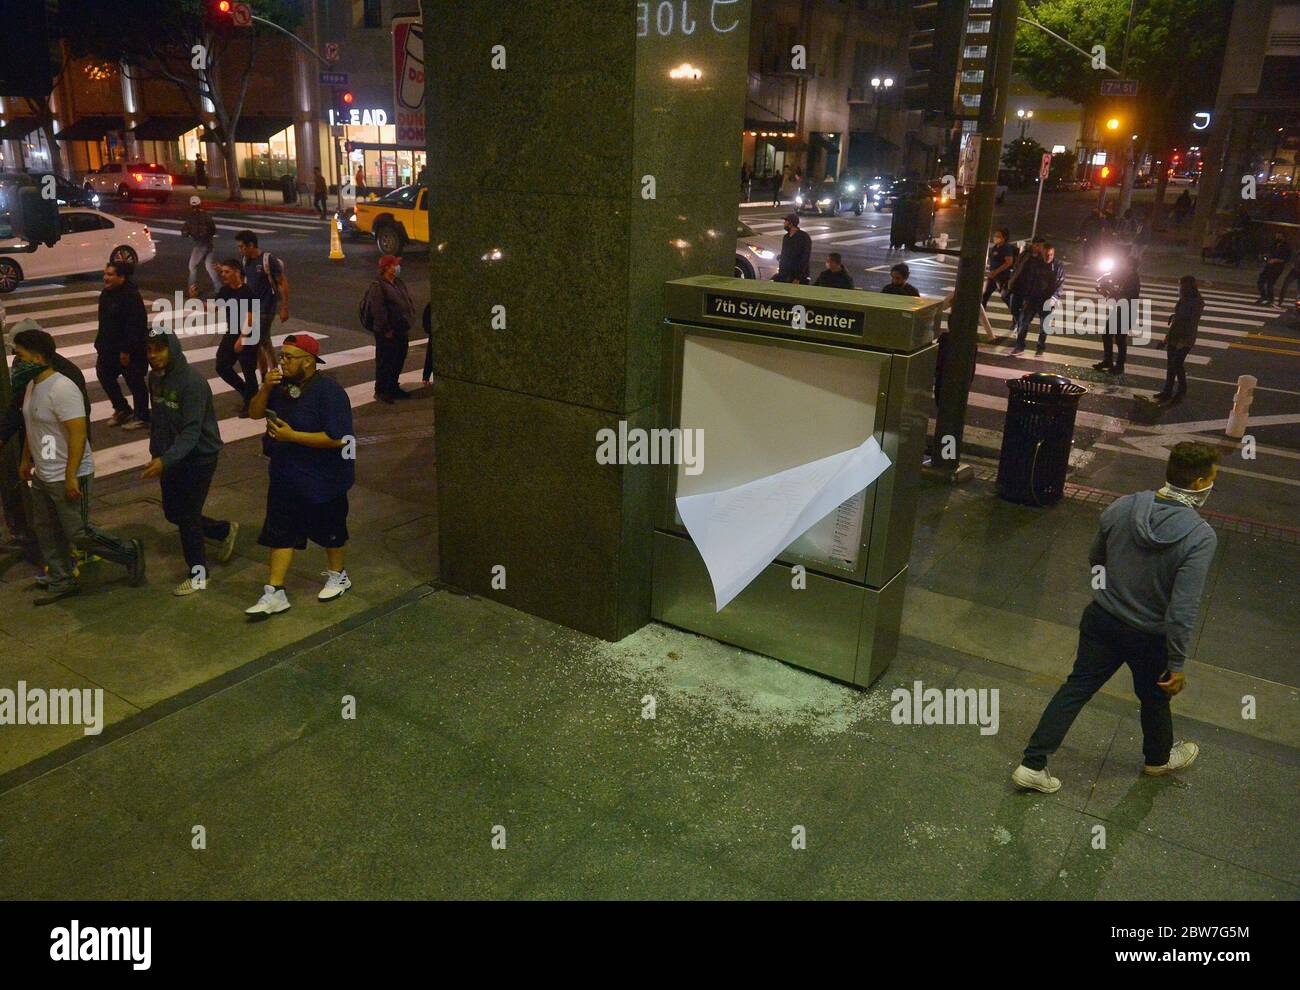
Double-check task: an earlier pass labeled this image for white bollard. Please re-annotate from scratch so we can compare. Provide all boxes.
[1225,374,1257,439]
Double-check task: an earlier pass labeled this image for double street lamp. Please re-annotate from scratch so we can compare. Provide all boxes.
[1016,108,1034,141]
[871,76,894,172]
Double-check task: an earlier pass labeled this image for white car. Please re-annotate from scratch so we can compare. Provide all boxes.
[735,221,779,279]
[0,207,156,293]
[83,161,173,203]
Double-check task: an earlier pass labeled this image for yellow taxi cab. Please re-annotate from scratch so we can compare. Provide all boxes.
[350,184,428,254]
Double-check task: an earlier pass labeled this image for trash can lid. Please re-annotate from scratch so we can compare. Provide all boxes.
[1021,372,1073,386]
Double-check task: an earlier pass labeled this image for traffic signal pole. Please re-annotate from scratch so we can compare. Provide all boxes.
[929,0,1018,482]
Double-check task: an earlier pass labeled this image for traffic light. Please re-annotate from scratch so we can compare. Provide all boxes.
[331,88,355,122]
[1099,165,1112,183]
[904,0,966,115]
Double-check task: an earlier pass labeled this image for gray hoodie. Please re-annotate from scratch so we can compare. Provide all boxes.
[1089,491,1217,671]
[148,332,223,468]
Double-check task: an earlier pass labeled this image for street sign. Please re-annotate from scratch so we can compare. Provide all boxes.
[1040,152,1052,182]
[319,71,349,86]
[324,42,340,63]
[1100,79,1138,97]
[231,3,252,27]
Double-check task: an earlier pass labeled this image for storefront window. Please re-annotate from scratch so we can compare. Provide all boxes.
[239,125,296,180]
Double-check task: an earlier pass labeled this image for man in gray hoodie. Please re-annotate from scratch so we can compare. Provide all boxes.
[140,332,238,596]
[1012,442,1220,793]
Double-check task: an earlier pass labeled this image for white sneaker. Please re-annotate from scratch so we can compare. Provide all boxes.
[1011,764,1062,793]
[213,521,239,564]
[1144,741,1199,776]
[173,577,206,597]
[318,569,351,602]
[245,584,290,618]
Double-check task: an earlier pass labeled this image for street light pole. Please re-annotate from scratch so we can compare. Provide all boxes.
[871,76,893,174]
[930,0,1019,482]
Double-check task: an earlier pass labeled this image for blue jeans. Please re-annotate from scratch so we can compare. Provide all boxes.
[1022,602,1174,770]
[188,244,220,295]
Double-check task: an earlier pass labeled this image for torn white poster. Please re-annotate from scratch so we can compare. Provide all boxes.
[676,436,892,611]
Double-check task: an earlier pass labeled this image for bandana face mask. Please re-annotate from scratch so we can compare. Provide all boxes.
[1158,482,1213,509]
[9,360,42,393]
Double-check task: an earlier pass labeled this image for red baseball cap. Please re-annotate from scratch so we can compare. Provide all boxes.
[283,333,325,363]
[378,254,401,271]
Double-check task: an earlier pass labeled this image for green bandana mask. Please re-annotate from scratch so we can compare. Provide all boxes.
[8,359,42,394]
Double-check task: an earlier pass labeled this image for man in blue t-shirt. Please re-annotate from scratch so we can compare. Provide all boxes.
[245,334,355,618]
[235,230,289,383]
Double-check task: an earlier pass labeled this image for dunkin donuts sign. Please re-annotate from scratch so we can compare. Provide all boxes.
[393,15,424,148]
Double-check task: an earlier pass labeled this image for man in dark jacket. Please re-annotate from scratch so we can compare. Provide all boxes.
[880,262,920,296]
[1153,275,1204,403]
[140,332,237,596]
[1255,233,1292,306]
[1013,442,1219,793]
[96,260,150,430]
[775,213,811,284]
[1013,242,1063,354]
[1094,249,1141,374]
[813,252,854,289]
[364,254,416,402]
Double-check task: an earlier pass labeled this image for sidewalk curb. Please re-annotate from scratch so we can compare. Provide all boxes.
[0,583,441,797]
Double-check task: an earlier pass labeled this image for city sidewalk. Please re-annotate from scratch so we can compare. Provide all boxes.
[1,467,1294,899]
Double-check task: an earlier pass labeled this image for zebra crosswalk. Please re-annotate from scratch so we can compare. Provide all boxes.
[109,206,333,244]
[3,283,420,480]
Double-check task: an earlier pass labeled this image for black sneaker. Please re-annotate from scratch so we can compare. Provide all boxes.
[392,389,413,400]
[34,586,79,606]
[128,539,147,587]
[1152,391,1172,401]
[378,393,396,405]
[1110,365,1125,375]
[1034,344,1045,355]
[1092,361,1111,371]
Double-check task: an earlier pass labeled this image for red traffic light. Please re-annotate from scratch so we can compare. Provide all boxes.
[342,91,354,105]
[217,0,231,11]
[1100,165,1112,180]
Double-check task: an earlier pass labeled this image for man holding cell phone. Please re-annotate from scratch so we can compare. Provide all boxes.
[245,334,355,619]
[1012,442,1221,793]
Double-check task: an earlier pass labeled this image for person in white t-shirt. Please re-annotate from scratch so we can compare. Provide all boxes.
[13,328,146,604]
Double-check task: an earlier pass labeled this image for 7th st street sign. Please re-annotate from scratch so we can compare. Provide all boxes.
[1100,79,1138,97]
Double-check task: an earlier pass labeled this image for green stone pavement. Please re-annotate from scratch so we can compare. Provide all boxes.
[1,456,1295,899]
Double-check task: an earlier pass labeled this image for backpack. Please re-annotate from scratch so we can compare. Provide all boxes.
[359,280,380,332]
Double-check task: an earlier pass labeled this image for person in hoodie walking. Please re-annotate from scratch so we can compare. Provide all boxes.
[363,255,415,402]
[140,332,238,596]
[1012,442,1220,793]
[182,196,220,298]
[1154,275,1204,403]
[96,260,151,430]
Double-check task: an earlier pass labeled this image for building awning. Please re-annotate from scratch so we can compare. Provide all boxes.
[54,115,126,141]
[0,116,41,141]
[745,117,798,134]
[131,116,197,140]
[233,116,293,142]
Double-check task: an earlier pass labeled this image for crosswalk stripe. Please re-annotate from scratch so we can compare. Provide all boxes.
[145,217,277,236]
[92,368,426,478]
[23,303,99,321]
[2,289,103,308]
[211,213,325,230]
[60,330,331,364]
[6,281,68,294]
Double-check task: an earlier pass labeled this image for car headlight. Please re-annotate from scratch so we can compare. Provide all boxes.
[817,198,832,206]
[746,245,776,261]
[795,194,803,204]
[844,184,856,193]
[869,183,880,191]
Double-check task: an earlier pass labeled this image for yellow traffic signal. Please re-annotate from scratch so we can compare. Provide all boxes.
[1106,118,1120,131]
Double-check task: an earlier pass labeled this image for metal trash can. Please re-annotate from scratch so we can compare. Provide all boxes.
[279,172,297,204]
[996,372,1088,506]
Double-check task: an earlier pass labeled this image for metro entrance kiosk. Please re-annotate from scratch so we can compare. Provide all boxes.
[652,276,940,687]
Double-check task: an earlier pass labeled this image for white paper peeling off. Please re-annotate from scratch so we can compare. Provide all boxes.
[676,437,892,612]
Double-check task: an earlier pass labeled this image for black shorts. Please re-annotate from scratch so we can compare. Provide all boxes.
[258,487,350,550]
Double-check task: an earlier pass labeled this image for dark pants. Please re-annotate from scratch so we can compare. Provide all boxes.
[1257,262,1283,302]
[1102,331,1129,369]
[982,278,1002,308]
[1023,602,1174,770]
[422,331,433,381]
[1014,296,1049,348]
[314,191,327,218]
[159,455,230,572]
[1162,345,1191,396]
[96,351,150,421]
[375,333,410,396]
[215,334,258,404]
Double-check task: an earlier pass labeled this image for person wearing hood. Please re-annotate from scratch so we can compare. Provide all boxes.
[1012,442,1220,793]
[140,332,238,596]
[1154,275,1204,403]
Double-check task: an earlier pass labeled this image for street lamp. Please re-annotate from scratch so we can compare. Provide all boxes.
[1016,108,1034,141]
[871,76,894,173]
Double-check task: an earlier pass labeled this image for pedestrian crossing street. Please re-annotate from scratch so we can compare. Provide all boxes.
[2,281,424,481]
[738,222,1300,483]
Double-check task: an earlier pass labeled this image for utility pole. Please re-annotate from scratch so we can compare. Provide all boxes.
[928,0,1018,482]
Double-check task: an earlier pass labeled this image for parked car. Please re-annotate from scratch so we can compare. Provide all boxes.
[0,170,100,208]
[0,207,155,293]
[735,221,778,279]
[83,161,173,203]
[352,183,429,254]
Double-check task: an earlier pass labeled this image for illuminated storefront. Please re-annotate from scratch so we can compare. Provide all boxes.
[323,106,425,194]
